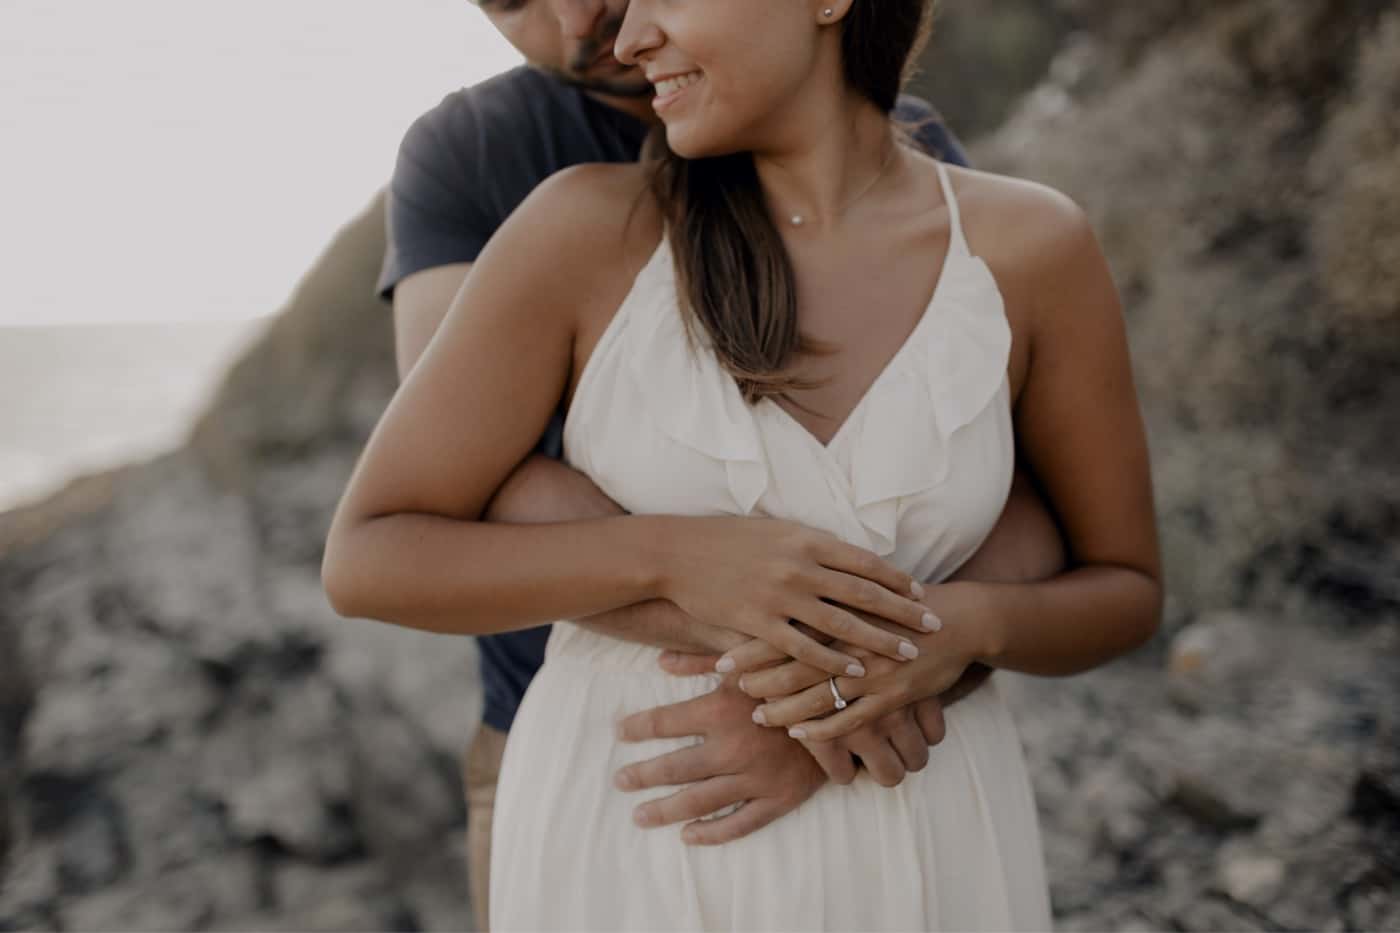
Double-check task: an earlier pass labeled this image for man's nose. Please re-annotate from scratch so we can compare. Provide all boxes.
[551,0,607,39]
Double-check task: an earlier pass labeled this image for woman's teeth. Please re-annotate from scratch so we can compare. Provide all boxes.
[654,72,702,97]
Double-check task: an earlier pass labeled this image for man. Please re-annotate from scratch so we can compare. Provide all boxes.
[377,1,1066,927]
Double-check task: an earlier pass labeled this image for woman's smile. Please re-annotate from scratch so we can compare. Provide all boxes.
[650,70,704,113]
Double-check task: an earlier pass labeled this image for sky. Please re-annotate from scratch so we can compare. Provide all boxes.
[0,0,523,326]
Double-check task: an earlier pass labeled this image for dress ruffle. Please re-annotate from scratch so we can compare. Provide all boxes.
[849,253,1012,554]
[623,241,770,514]
[623,239,1011,552]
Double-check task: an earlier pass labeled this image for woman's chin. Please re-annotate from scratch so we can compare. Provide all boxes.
[664,125,738,161]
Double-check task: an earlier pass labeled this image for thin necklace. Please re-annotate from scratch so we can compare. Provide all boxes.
[786,140,898,229]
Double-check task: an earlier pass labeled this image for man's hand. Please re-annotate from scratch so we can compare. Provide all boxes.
[615,655,952,845]
[800,698,947,786]
[613,674,826,846]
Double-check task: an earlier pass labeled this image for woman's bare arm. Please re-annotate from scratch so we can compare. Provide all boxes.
[323,164,932,673]
[324,165,669,633]
[967,185,1162,674]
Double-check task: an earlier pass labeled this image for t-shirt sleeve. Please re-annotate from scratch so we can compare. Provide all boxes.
[893,94,971,168]
[376,104,498,301]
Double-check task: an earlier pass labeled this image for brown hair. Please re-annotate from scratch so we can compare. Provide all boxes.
[648,0,936,404]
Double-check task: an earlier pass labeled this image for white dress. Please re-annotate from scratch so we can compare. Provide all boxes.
[490,162,1052,931]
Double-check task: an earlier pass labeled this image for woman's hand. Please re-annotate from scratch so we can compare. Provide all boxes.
[656,517,939,676]
[742,582,993,741]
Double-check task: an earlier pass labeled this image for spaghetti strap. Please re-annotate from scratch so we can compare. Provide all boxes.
[935,160,970,256]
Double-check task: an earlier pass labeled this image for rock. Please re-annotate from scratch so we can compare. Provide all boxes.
[978,0,1400,627]
[62,881,213,932]
[1166,611,1273,714]
[1216,841,1286,908]
[55,799,128,893]
[268,861,419,932]
[1174,895,1268,932]
[0,608,32,880]
[0,198,478,929]
[344,696,463,860]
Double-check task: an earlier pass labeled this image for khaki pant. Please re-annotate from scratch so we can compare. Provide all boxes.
[464,723,509,932]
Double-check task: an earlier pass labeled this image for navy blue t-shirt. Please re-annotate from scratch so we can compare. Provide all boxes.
[378,65,969,732]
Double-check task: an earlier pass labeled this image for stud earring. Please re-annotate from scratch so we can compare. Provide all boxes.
[823,7,834,16]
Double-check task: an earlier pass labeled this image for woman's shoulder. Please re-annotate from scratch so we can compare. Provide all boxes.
[467,162,664,331]
[939,164,1099,275]
[505,162,663,271]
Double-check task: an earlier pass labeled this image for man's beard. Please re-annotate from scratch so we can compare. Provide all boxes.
[552,13,654,99]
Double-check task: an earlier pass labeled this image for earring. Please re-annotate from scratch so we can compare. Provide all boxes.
[823,7,834,16]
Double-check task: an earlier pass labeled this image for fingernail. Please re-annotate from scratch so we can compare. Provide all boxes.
[910,580,925,599]
[752,707,767,726]
[846,662,866,677]
[899,640,919,660]
[681,828,699,845]
[737,676,749,693]
[788,727,807,739]
[715,656,736,673]
[921,612,941,632]
[659,650,675,664]
[634,807,657,828]
[614,770,638,791]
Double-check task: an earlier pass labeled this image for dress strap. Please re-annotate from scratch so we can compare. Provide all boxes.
[934,160,970,257]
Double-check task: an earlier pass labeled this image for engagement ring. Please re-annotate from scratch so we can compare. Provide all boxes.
[828,677,848,711]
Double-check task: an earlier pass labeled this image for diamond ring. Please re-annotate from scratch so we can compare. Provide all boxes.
[828,677,848,711]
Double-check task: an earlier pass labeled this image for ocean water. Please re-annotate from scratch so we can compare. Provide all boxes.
[0,320,267,511]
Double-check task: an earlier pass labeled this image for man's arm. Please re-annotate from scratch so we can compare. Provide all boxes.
[391,263,742,655]
[393,262,473,381]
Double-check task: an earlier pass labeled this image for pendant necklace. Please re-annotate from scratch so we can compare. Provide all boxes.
[787,140,898,228]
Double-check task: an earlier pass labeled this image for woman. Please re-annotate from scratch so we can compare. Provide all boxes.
[323,0,1161,928]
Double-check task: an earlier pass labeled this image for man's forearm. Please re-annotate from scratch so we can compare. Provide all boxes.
[486,453,740,654]
[580,598,748,655]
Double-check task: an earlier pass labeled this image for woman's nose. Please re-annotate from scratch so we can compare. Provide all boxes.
[551,0,606,40]
[614,2,661,66]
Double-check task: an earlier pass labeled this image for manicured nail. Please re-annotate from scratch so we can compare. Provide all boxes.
[788,727,808,739]
[614,770,638,791]
[634,807,657,827]
[921,612,942,632]
[899,640,919,660]
[715,656,736,673]
[738,676,749,693]
[910,580,925,599]
[752,707,768,726]
[846,662,866,677]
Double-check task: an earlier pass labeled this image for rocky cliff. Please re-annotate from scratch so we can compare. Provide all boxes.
[0,202,481,930]
[977,0,1400,927]
[2,0,1397,929]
